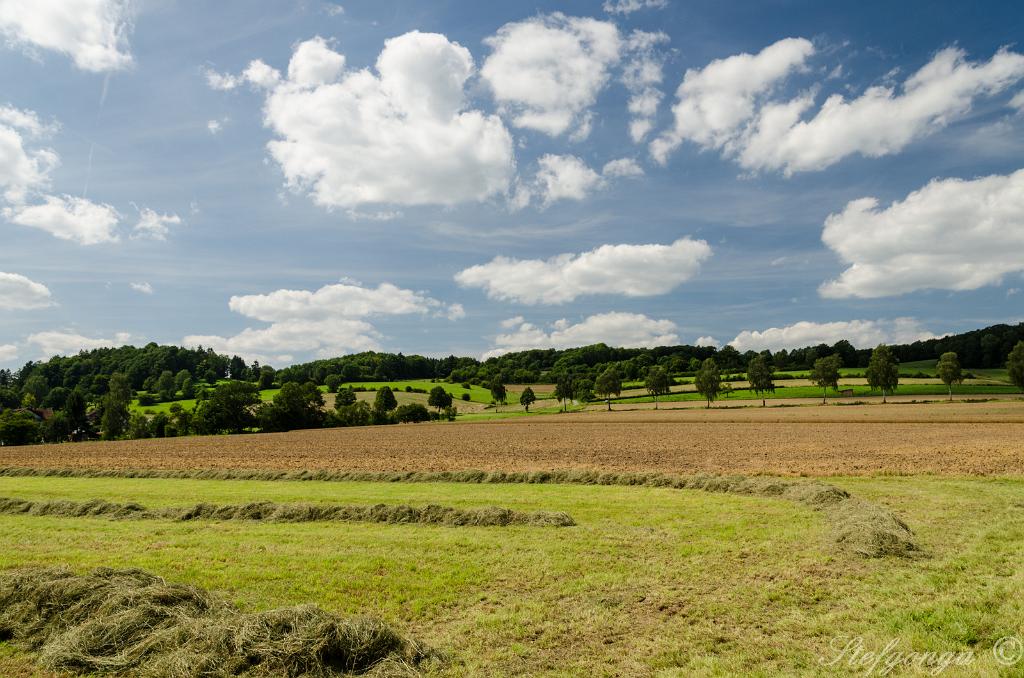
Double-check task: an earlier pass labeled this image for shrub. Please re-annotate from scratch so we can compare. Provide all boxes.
[461,393,470,401]
[395,403,430,423]
[137,393,157,406]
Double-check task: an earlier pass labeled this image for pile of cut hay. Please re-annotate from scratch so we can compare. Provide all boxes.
[0,567,435,676]
[0,497,576,528]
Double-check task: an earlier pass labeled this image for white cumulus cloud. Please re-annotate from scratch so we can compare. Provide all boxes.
[651,37,814,164]
[820,169,1024,298]
[27,330,135,359]
[455,238,711,305]
[129,281,153,294]
[482,13,622,138]
[213,33,515,210]
[483,312,679,359]
[695,336,719,348]
[0,0,134,72]
[622,30,669,142]
[601,157,644,177]
[184,280,462,365]
[729,318,939,352]
[0,271,53,309]
[0,105,59,203]
[0,344,17,362]
[4,194,119,245]
[653,41,1024,174]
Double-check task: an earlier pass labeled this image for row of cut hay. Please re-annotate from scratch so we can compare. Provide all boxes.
[0,497,576,528]
[0,467,920,557]
[0,566,435,676]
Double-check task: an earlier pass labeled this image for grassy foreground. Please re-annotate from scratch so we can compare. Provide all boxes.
[1,475,1022,675]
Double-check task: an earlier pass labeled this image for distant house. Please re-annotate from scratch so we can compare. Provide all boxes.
[11,407,54,421]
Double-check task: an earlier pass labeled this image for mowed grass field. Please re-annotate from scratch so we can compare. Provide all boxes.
[3,400,1024,676]
[1,474,1023,676]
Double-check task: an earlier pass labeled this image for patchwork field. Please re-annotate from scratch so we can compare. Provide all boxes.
[3,400,1024,676]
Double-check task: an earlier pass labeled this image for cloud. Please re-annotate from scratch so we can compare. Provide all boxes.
[0,271,53,309]
[483,312,679,359]
[481,13,622,137]
[4,194,119,244]
[651,37,814,164]
[206,119,227,134]
[131,207,180,241]
[1012,90,1024,112]
[602,0,668,14]
[653,42,1024,173]
[601,157,644,177]
[534,154,605,206]
[0,0,134,72]
[212,34,514,210]
[622,30,669,142]
[0,344,17,362]
[0,105,59,203]
[729,318,939,352]
[129,281,152,294]
[455,237,711,305]
[695,336,719,348]
[27,329,135,359]
[184,280,462,364]
[819,169,1024,298]
[324,3,345,17]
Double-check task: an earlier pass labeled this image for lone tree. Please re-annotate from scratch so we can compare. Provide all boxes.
[519,386,536,412]
[373,386,398,414]
[489,378,507,412]
[554,373,574,412]
[694,358,722,409]
[644,366,671,410]
[1009,341,1024,393]
[427,385,453,412]
[746,355,775,407]
[866,344,899,403]
[811,355,842,404]
[594,366,622,411]
[335,386,357,408]
[101,372,132,440]
[936,352,963,401]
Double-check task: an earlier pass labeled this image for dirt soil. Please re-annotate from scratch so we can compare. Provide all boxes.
[2,401,1023,477]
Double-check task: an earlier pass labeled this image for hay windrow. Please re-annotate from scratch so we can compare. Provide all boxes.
[0,467,919,557]
[0,567,435,676]
[0,497,576,528]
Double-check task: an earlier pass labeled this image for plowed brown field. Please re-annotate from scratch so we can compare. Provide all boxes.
[3,401,1023,476]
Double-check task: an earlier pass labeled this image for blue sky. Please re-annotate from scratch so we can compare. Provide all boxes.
[1,0,1022,367]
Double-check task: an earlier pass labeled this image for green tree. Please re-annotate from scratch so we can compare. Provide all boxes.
[335,386,357,408]
[41,411,71,443]
[192,381,261,434]
[811,355,842,404]
[332,401,372,427]
[156,370,176,402]
[644,366,671,410]
[594,366,622,411]
[395,403,430,423]
[427,386,453,412]
[373,386,398,415]
[865,344,899,403]
[489,378,507,412]
[324,374,342,393]
[101,372,132,439]
[745,355,774,407]
[695,358,722,409]
[63,389,89,438]
[259,381,325,432]
[0,409,40,445]
[519,386,536,412]
[258,365,276,390]
[22,374,48,405]
[553,373,574,412]
[935,352,963,401]
[174,369,192,393]
[573,378,594,403]
[1008,341,1024,392]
